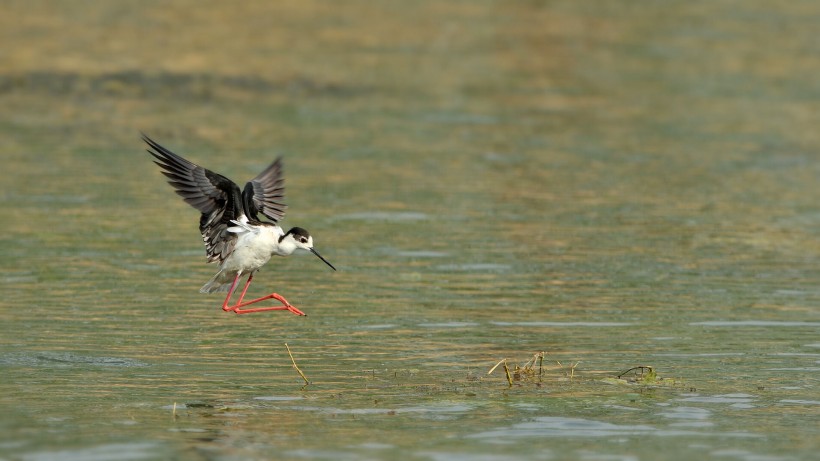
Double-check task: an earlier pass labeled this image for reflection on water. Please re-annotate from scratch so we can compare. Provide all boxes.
[691,321,820,327]
[0,352,149,368]
[470,417,665,439]
[19,443,163,461]
[1,0,819,460]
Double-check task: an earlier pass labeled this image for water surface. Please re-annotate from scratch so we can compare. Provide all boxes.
[1,1,818,460]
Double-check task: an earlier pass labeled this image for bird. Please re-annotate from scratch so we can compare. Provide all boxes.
[143,134,336,316]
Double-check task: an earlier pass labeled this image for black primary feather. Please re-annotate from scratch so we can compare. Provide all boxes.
[242,156,287,223]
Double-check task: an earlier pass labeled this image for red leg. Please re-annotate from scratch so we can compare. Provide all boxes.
[235,274,254,305]
[221,273,306,316]
[221,274,242,312]
[232,293,306,316]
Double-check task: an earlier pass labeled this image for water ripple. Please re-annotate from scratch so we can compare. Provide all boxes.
[690,321,820,327]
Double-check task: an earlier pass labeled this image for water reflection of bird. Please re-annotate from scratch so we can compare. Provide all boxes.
[143,134,336,316]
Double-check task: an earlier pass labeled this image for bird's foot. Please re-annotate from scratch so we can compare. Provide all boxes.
[271,293,306,316]
[284,304,307,316]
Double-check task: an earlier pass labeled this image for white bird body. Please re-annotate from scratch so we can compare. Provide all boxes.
[201,222,284,293]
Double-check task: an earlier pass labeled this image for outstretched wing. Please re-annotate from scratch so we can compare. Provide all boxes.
[143,134,243,264]
[242,157,287,223]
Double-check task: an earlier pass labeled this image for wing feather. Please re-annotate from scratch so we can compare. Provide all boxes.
[143,134,243,264]
[242,157,288,223]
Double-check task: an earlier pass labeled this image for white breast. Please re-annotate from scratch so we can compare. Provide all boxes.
[220,224,283,273]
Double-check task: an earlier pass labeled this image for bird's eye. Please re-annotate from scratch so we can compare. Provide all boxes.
[300,238,308,244]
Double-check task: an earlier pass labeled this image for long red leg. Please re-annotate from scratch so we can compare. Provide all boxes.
[235,274,254,305]
[221,274,305,316]
[221,274,242,312]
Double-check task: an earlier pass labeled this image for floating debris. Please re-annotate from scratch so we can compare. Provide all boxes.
[601,365,681,387]
[488,352,548,387]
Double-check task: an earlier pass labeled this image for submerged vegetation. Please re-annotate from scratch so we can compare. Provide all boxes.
[488,352,682,390]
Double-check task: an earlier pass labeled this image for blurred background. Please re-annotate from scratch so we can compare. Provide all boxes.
[1,1,818,460]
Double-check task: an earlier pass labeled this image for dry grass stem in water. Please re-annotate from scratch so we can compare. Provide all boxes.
[285,343,310,386]
[487,358,514,387]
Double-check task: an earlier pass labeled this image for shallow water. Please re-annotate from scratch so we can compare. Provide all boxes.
[1,1,819,460]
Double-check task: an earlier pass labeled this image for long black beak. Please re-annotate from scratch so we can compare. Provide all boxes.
[310,248,337,271]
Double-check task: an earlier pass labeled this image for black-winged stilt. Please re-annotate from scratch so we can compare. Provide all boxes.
[144,134,336,316]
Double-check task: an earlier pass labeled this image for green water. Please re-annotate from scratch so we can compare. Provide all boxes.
[1,1,819,460]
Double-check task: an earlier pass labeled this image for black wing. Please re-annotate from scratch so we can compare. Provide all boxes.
[143,134,243,264]
[242,157,287,223]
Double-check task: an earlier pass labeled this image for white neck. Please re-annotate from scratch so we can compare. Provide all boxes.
[275,237,299,256]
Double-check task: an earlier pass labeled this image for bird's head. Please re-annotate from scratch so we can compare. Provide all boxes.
[278,227,336,271]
